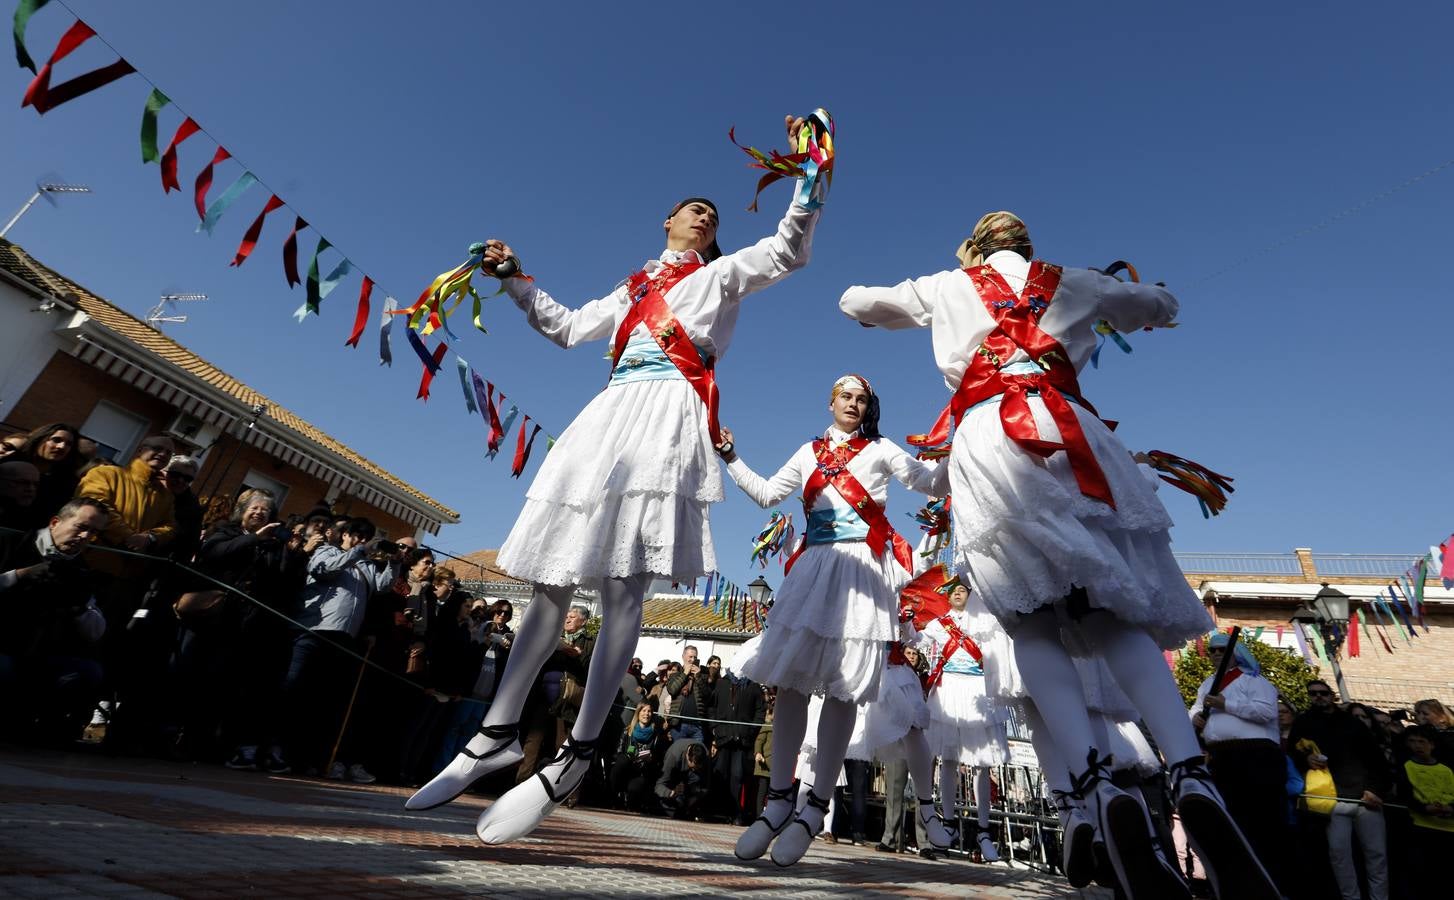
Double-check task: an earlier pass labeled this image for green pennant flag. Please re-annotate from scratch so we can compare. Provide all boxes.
[140,88,170,163]
[12,0,51,73]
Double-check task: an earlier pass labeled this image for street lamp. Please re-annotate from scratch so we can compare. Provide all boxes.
[1,181,92,238]
[747,576,773,609]
[1292,583,1352,699]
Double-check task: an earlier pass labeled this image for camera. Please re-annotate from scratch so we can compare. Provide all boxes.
[402,608,420,623]
[469,607,489,622]
[369,539,402,559]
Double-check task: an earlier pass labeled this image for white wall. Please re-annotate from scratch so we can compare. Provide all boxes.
[0,279,72,422]
[634,634,750,671]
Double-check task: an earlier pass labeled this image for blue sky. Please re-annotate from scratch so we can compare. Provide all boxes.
[4,1,1452,591]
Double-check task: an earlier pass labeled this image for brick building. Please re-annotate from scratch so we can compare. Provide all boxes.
[0,238,457,536]
[1176,548,1452,710]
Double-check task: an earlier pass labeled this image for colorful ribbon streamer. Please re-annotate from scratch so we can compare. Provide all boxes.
[139,88,169,163]
[393,242,504,337]
[511,418,539,477]
[20,18,134,115]
[729,108,834,211]
[160,117,201,193]
[344,276,374,347]
[455,356,477,414]
[229,194,285,266]
[378,295,397,366]
[193,147,231,220]
[1144,450,1235,517]
[748,511,795,568]
[12,0,51,73]
[197,170,256,235]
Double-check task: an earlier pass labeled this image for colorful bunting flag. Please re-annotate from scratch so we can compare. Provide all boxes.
[455,356,477,414]
[193,146,231,220]
[197,170,257,235]
[12,0,51,73]
[343,276,373,346]
[159,117,201,193]
[281,216,307,287]
[139,88,169,162]
[412,336,447,400]
[378,295,397,366]
[230,194,285,266]
[492,405,519,460]
[510,417,537,477]
[21,19,134,115]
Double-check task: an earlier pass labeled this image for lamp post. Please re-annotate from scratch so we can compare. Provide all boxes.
[1,182,92,238]
[1292,583,1352,699]
[746,576,773,609]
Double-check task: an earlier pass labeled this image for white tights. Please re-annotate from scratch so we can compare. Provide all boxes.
[1013,606,1201,778]
[769,689,856,805]
[937,758,993,827]
[481,575,651,746]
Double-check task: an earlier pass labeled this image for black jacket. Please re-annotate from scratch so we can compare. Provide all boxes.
[193,521,306,632]
[709,676,765,747]
[0,528,103,658]
[1289,707,1393,799]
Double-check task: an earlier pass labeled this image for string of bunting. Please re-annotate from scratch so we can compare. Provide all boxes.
[693,571,764,634]
[11,1,558,476]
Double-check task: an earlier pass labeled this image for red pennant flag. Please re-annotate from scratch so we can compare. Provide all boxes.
[485,384,504,452]
[160,117,201,193]
[1347,612,1360,658]
[21,20,135,115]
[345,277,374,347]
[415,340,448,400]
[194,147,231,220]
[281,217,307,287]
[512,419,541,477]
[229,194,285,267]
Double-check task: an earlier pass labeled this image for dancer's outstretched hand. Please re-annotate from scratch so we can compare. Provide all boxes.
[715,427,737,462]
[482,239,516,275]
[785,115,805,145]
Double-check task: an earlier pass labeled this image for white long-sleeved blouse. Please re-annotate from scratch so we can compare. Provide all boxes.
[838,250,1178,392]
[725,427,946,534]
[504,192,820,363]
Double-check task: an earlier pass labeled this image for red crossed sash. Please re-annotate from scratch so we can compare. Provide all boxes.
[926,613,983,693]
[908,261,1115,508]
[1215,667,1243,693]
[783,437,914,575]
[609,259,721,444]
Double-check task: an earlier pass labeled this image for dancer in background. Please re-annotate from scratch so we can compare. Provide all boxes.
[840,212,1276,899]
[409,114,828,847]
[717,374,945,866]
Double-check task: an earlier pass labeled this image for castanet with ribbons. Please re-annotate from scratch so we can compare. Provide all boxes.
[748,511,795,569]
[909,496,951,559]
[1141,450,1235,518]
[730,108,834,211]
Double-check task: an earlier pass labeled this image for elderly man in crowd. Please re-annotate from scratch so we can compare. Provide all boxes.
[1289,678,1392,900]
[0,498,109,741]
[517,604,594,787]
[282,516,399,783]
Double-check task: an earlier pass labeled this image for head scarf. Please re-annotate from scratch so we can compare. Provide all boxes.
[828,373,881,440]
[667,197,722,262]
[955,211,1033,268]
[1208,631,1261,676]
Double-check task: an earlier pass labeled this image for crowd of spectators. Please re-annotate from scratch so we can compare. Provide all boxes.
[5,420,1453,889]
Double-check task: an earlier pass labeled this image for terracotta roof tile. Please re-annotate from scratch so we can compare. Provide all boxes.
[0,239,456,521]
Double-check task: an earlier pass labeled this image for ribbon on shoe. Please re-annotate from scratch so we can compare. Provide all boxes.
[908,261,1116,508]
[782,437,913,575]
[609,261,722,444]
[729,108,834,211]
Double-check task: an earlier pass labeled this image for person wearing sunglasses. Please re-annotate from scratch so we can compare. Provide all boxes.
[1287,679,1393,900]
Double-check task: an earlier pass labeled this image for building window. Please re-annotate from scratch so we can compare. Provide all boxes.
[239,468,290,510]
[81,401,149,462]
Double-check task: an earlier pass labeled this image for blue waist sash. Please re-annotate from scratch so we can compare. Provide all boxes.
[609,333,707,385]
[805,506,869,545]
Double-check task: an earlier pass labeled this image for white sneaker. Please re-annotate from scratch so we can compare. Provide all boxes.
[735,781,798,860]
[1074,751,1164,900]
[407,722,522,811]
[325,762,346,780]
[976,830,1000,862]
[1053,792,1096,888]
[1171,757,1279,900]
[474,739,593,845]
[346,763,376,784]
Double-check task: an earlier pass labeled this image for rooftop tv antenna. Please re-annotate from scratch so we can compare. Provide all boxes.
[0,180,92,238]
[146,293,208,328]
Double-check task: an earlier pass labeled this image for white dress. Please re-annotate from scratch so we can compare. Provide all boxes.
[725,427,946,702]
[840,251,1213,648]
[496,193,821,587]
[921,608,1011,766]
[847,621,932,763]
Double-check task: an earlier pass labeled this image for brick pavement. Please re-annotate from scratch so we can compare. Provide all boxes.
[0,748,1110,898]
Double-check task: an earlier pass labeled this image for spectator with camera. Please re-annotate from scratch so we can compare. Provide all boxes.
[664,645,711,745]
[281,516,400,783]
[0,498,110,742]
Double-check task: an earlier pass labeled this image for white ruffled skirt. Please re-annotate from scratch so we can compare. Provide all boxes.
[948,395,1213,648]
[847,663,931,763]
[496,379,720,587]
[734,540,902,703]
[926,670,1010,765]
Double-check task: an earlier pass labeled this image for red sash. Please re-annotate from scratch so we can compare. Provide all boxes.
[926,613,983,694]
[783,437,914,575]
[609,260,721,443]
[1215,668,1243,692]
[888,643,911,667]
[908,261,1115,508]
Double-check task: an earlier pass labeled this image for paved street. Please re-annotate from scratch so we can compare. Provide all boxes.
[0,747,1108,898]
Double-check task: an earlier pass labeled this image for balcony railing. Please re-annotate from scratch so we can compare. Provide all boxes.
[1309,554,1425,577]
[1173,553,1302,575]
